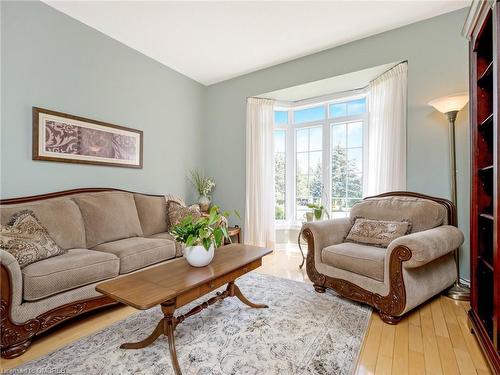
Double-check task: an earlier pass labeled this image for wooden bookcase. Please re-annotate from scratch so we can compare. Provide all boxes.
[466,1,499,372]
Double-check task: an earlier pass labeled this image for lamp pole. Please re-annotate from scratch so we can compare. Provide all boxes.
[445,110,470,301]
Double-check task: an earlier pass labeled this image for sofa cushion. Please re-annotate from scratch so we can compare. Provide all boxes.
[322,242,386,282]
[73,192,143,248]
[134,194,168,236]
[1,210,67,268]
[0,198,86,250]
[22,249,119,301]
[148,232,184,257]
[350,196,448,233]
[93,237,175,274]
[345,218,411,248]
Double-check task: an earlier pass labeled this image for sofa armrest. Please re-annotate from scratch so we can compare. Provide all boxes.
[388,225,464,269]
[1,249,23,308]
[302,218,352,254]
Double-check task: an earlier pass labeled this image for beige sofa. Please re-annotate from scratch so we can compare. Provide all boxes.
[302,191,464,324]
[0,188,185,358]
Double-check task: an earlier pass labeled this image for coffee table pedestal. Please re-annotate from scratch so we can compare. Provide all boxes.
[119,281,267,375]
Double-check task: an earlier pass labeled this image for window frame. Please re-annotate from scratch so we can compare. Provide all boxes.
[274,89,369,228]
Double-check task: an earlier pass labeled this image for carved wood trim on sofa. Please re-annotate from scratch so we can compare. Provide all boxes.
[0,264,117,359]
[0,188,164,359]
[303,191,456,325]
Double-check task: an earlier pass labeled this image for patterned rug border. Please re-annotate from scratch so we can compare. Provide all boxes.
[10,272,372,375]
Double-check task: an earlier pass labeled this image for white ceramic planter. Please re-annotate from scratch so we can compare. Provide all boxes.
[184,244,215,267]
[198,195,211,212]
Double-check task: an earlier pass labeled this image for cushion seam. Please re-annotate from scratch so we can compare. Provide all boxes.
[121,258,168,274]
[98,243,174,260]
[323,249,385,262]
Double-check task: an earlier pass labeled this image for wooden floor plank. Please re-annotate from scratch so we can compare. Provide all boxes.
[436,335,460,375]
[454,347,478,375]
[431,298,450,338]
[375,355,393,375]
[409,322,423,354]
[409,350,426,375]
[451,300,491,373]
[392,318,409,375]
[379,322,396,358]
[421,302,444,375]
[357,314,384,375]
[440,297,467,351]
[409,310,421,327]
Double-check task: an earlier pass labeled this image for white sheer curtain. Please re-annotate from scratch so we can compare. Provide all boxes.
[244,97,276,248]
[365,62,408,196]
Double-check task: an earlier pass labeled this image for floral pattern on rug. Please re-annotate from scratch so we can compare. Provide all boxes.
[9,273,371,375]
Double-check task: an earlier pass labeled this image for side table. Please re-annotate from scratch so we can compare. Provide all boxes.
[226,226,241,244]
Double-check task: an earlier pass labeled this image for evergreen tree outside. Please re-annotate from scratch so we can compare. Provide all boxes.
[331,144,362,213]
[274,152,286,219]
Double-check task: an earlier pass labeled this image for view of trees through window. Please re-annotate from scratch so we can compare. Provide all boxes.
[273,96,366,223]
[274,129,286,220]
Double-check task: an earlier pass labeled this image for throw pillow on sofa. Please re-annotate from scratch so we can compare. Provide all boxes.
[345,218,412,248]
[167,201,202,228]
[0,210,66,268]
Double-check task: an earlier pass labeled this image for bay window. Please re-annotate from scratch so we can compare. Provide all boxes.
[274,92,368,225]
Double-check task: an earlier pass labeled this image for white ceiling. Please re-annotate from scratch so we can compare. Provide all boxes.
[261,61,399,102]
[44,1,469,86]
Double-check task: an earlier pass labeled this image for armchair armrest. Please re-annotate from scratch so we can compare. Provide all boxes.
[388,225,464,269]
[302,218,352,252]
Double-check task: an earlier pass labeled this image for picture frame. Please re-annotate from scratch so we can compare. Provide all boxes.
[32,107,143,169]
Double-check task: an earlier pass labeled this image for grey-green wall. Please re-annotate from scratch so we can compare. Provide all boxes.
[1,1,205,201]
[203,9,471,279]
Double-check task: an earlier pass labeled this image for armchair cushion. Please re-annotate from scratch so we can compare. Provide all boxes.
[322,242,386,281]
[388,225,464,269]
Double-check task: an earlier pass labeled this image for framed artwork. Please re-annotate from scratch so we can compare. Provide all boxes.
[32,107,143,168]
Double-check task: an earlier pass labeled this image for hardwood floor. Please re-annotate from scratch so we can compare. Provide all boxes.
[0,245,492,375]
[260,246,492,375]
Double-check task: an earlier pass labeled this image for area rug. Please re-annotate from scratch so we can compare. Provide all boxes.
[10,273,371,375]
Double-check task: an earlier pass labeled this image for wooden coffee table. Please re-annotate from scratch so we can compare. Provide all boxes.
[96,244,272,375]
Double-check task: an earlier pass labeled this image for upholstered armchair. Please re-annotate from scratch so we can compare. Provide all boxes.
[302,192,464,324]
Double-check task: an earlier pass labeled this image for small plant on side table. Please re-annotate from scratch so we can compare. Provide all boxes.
[189,169,215,212]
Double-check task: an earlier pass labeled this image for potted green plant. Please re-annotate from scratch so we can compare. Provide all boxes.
[307,203,330,221]
[170,206,232,267]
[189,169,215,212]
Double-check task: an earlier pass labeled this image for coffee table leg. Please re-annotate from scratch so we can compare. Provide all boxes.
[120,319,164,349]
[228,282,268,309]
[162,300,182,375]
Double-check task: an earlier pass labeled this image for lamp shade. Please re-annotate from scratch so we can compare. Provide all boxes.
[428,93,469,114]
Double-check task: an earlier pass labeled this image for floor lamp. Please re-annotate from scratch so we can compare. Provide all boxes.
[428,93,470,301]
